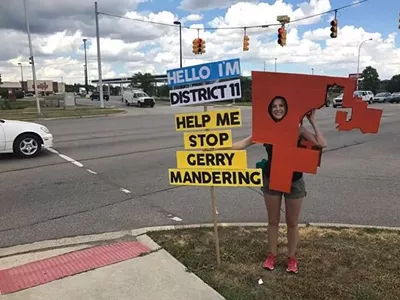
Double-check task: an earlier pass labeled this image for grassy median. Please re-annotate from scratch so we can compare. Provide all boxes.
[0,100,124,120]
[149,226,400,300]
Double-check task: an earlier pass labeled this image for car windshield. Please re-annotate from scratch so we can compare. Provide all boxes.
[337,93,343,98]
[376,93,386,96]
[135,93,148,97]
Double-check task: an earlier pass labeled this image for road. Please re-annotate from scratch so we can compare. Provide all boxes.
[0,101,399,248]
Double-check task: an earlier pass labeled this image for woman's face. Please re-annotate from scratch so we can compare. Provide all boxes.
[271,98,286,120]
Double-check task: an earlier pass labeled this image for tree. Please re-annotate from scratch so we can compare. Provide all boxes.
[360,66,380,94]
[130,72,156,95]
[386,74,400,93]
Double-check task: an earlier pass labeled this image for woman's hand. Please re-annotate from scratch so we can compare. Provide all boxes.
[306,109,316,124]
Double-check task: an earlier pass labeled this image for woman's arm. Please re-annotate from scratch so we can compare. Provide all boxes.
[231,135,254,150]
[300,110,328,148]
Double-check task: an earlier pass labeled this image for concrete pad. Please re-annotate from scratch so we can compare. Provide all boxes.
[1,250,225,300]
[136,234,161,251]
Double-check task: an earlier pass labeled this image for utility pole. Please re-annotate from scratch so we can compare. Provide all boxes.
[83,38,88,94]
[94,1,104,108]
[173,21,183,68]
[23,0,40,114]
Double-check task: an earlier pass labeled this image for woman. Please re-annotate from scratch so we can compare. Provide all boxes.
[231,97,327,273]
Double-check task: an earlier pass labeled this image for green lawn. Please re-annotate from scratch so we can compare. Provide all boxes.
[1,101,124,120]
[149,225,400,300]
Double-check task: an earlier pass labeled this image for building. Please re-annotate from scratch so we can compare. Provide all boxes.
[0,80,65,96]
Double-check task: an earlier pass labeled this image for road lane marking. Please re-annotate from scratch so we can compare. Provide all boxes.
[119,188,132,194]
[171,216,183,222]
[86,169,98,175]
[49,148,87,171]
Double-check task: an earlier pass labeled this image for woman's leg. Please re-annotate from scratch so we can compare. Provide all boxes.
[284,197,303,257]
[264,193,282,255]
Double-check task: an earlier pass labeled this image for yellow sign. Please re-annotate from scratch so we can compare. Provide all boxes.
[169,169,263,187]
[183,130,232,149]
[176,150,247,169]
[175,109,242,131]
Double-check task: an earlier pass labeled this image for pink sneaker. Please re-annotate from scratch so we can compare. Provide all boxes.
[263,253,277,270]
[286,256,299,273]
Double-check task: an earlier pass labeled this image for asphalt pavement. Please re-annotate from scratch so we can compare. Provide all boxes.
[1,100,399,248]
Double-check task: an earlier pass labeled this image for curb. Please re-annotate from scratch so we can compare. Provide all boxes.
[19,110,128,121]
[1,222,399,258]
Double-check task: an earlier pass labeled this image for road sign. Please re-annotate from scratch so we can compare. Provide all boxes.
[166,58,241,87]
[349,73,362,79]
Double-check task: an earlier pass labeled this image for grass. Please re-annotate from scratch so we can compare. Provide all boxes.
[0,100,124,120]
[148,226,400,300]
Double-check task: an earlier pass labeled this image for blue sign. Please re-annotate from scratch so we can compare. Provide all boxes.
[166,58,241,88]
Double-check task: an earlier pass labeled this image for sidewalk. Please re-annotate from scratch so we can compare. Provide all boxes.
[0,229,225,300]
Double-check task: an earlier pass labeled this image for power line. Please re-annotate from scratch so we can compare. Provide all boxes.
[97,0,370,31]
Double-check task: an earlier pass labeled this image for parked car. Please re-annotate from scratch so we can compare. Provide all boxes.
[388,92,400,103]
[332,90,375,108]
[372,92,392,103]
[122,88,155,107]
[353,90,374,104]
[332,93,343,108]
[90,91,109,101]
[0,119,53,158]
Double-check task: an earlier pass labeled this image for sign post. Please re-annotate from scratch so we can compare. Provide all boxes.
[167,59,263,266]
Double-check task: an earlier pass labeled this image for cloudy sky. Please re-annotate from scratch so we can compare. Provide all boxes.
[0,0,399,84]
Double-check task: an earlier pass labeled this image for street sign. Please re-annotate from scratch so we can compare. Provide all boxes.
[349,73,362,79]
[166,58,241,88]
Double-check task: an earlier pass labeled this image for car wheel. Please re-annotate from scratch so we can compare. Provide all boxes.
[150,103,155,108]
[137,101,142,107]
[14,133,42,158]
[125,100,130,106]
[333,105,337,108]
[325,100,330,107]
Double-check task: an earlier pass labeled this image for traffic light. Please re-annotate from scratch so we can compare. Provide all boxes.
[243,35,249,51]
[398,13,400,29]
[0,73,2,85]
[29,56,34,65]
[277,26,286,46]
[197,38,203,54]
[192,38,198,54]
[330,19,338,38]
[200,38,206,54]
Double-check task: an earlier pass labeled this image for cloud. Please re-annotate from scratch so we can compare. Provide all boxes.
[178,0,255,12]
[0,0,399,85]
[182,14,204,22]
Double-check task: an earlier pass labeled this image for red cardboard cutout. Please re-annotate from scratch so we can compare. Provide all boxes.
[252,71,383,193]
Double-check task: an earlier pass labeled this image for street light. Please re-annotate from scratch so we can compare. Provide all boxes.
[23,0,40,114]
[263,58,277,72]
[356,38,373,91]
[83,38,88,94]
[174,20,183,68]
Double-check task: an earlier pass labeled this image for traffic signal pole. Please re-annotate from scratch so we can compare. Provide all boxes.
[23,0,40,114]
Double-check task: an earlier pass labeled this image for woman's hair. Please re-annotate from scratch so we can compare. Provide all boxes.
[268,96,288,122]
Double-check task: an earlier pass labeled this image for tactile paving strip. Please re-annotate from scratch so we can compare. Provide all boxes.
[0,241,151,295]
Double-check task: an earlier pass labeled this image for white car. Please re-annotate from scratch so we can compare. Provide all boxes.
[122,89,155,107]
[0,119,53,158]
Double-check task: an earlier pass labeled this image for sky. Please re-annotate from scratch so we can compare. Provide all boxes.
[0,0,399,85]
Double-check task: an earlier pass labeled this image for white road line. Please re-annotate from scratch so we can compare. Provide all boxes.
[86,169,98,175]
[48,148,85,169]
[119,188,132,194]
[171,216,183,222]
[47,147,59,154]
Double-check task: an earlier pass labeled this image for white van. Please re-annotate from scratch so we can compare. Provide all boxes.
[353,90,374,104]
[122,88,155,107]
[332,90,374,108]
